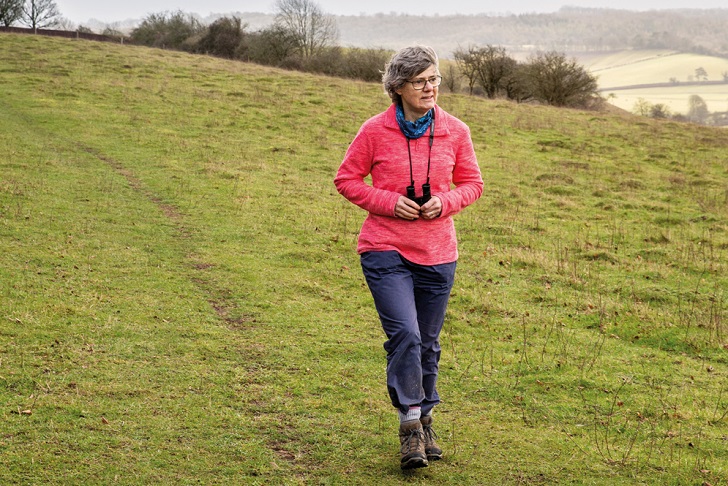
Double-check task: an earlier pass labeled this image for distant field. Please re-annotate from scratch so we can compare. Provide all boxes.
[604,84,728,115]
[580,50,728,115]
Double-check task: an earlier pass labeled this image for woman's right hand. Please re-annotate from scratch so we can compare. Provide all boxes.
[394,196,421,220]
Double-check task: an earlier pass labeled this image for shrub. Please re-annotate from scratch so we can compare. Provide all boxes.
[130,10,203,51]
[195,16,245,59]
[522,51,600,108]
[245,25,299,67]
[340,47,392,82]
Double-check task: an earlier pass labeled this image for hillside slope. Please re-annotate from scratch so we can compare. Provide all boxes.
[1,34,727,484]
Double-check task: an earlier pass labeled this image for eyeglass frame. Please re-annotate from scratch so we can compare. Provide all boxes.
[406,75,443,90]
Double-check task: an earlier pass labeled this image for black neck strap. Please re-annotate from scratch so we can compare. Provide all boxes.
[407,110,435,187]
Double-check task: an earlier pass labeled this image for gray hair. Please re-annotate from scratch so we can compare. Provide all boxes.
[382,45,439,105]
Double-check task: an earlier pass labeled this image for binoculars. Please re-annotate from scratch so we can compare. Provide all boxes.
[406,183,431,206]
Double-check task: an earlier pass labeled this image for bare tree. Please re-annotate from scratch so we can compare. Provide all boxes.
[453,46,480,95]
[632,98,652,117]
[523,51,599,108]
[101,24,127,43]
[274,0,338,58]
[443,62,459,93]
[20,0,60,31]
[0,0,23,27]
[501,63,532,103]
[473,45,514,99]
[54,16,74,31]
[453,45,516,99]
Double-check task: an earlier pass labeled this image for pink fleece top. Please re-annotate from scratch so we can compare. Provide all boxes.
[334,104,483,266]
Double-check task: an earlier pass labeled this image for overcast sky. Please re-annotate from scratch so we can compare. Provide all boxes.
[55,0,728,24]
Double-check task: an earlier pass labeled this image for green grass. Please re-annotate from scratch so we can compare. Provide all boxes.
[1,33,727,484]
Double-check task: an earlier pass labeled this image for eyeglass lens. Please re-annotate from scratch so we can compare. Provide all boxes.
[412,76,441,89]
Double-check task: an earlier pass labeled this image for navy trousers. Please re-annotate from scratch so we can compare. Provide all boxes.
[360,251,457,416]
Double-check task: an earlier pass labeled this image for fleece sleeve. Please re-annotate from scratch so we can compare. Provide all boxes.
[436,126,483,218]
[334,127,401,217]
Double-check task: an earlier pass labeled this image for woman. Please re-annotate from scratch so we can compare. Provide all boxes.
[334,45,483,470]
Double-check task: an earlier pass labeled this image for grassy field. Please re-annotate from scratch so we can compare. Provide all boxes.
[583,50,728,115]
[1,33,727,485]
[604,84,728,119]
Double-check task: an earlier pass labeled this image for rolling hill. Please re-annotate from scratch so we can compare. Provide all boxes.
[582,50,728,115]
[1,33,727,484]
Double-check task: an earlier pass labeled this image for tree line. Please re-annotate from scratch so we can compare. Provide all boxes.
[3,1,724,124]
[452,45,599,108]
[0,0,604,110]
[124,1,600,109]
[125,1,391,85]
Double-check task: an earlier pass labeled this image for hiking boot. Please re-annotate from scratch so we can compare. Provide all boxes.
[398,419,428,470]
[420,415,442,461]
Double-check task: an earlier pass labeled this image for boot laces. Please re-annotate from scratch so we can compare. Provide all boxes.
[423,424,438,442]
[402,429,424,453]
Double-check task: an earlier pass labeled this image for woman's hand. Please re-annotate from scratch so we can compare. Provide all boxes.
[395,196,442,220]
[395,196,421,220]
[420,196,442,220]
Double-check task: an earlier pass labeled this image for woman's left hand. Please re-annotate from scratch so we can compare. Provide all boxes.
[420,196,442,220]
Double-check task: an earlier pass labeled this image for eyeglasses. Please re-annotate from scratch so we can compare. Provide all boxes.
[407,75,442,90]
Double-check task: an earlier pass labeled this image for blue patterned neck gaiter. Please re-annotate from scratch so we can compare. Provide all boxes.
[395,104,433,139]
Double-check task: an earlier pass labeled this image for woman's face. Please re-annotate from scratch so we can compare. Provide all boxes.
[396,64,439,121]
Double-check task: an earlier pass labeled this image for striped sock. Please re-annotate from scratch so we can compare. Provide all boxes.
[399,406,422,423]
